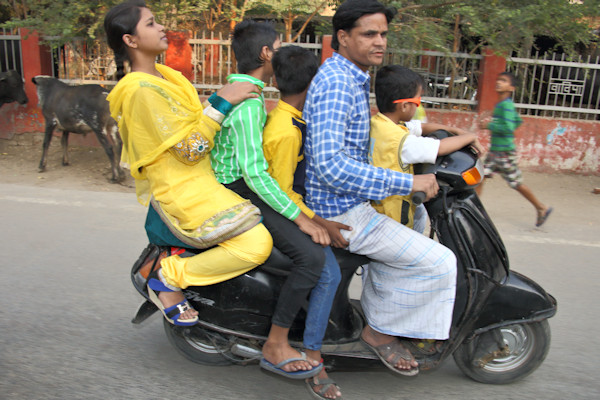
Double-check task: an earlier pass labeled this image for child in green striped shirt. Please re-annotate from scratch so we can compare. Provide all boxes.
[477,72,552,227]
[210,20,330,380]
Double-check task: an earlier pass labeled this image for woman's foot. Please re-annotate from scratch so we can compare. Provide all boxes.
[157,290,198,321]
[305,350,342,399]
[361,325,418,372]
[147,268,198,325]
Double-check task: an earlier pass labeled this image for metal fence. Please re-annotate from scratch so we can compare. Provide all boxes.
[189,31,322,99]
[46,38,115,85]
[382,49,482,110]
[8,30,599,120]
[507,52,600,120]
[0,28,23,76]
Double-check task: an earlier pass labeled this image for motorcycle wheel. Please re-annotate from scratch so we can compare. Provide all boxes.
[163,320,234,366]
[453,320,551,384]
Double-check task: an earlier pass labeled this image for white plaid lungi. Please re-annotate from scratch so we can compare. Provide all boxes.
[329,202,457,340]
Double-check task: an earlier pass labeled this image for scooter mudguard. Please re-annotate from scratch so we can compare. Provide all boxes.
[471,270,557,334]
[132,300,159,324]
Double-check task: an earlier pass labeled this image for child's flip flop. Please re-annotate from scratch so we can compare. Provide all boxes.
[536,207,553,227]
[260,352,323,380]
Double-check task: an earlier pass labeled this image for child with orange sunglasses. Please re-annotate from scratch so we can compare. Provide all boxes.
[369,65,484,228]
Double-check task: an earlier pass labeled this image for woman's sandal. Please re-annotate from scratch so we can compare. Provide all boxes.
[147,269,199,326]
[305,376,343,400]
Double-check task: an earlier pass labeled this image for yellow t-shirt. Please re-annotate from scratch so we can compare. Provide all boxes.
[369,112,416,228]
[262,100,315,219]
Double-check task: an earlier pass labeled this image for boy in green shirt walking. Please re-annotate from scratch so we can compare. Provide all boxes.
[476,72,552,227]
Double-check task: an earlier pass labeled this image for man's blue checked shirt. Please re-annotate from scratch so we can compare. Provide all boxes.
[303,52,414,218]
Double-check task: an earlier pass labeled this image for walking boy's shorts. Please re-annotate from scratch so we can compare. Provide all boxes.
[483,150,523,188]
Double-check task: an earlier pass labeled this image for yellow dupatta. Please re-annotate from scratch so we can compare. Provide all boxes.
[107,64,220,205]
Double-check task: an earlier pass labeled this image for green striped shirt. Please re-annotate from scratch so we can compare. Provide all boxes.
[488,98,522,152]
[210,74,301,220]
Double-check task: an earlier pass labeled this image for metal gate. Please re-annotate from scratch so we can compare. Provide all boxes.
[507,52,600,120]
[0,28,23,76]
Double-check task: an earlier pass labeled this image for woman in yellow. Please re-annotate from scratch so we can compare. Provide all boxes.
[104,1,272,326]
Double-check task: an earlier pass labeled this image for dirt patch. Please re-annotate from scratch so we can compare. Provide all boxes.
[0,133,135,193]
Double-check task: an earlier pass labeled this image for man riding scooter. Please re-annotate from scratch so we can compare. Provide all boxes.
[303,0,455,376]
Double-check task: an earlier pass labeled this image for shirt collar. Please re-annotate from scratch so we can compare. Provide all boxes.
[277,100,302,119]
[226,73,266,89]
[331,52,370,86]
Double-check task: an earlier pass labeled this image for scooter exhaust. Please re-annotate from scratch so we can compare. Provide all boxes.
[231,343,263,359]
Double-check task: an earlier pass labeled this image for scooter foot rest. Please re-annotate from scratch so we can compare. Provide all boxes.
[132,300,158,324]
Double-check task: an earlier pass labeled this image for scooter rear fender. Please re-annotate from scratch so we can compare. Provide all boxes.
[470,270,557,335]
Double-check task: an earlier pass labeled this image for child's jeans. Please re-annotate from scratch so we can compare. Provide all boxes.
[304,246,341,351]
[413,203,428,234]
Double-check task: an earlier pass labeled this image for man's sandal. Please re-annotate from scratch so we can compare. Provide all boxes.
[147,269,198,326]
[361,338,419,377]
[305,376,343,400]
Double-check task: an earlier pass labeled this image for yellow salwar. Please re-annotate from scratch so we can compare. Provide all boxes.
[107,64,272,288]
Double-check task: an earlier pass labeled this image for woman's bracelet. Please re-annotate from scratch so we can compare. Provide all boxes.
[207,93,233,115]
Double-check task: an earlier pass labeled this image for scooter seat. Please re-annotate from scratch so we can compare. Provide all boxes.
[257,247,295,276]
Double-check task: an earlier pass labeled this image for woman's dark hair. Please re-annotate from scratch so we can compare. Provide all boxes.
[103,0,147,80]
[232,20,278,74]
[332,0,396,51]
[272,46,319,96]
[375,65,423,113]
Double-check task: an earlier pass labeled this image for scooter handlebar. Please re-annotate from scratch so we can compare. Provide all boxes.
[412,191,426,206]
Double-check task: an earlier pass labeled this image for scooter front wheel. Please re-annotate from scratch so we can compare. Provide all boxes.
[453,320,551,384]
[163,320,234,366]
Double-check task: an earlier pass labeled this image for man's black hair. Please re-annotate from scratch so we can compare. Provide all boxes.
[375,65,423,113]
[272,46,319,96]
[332,0,396,51]
[232,20,278,74]
[499,71,519,87]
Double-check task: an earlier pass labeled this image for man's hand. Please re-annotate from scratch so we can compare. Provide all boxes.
[294,212,331,247]
[412,174,439,201]
[313,214,352,248]
[216,82,260,106]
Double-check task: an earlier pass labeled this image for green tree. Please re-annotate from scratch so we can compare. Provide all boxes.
[0,0,212,45]
[383,0,599,57]
[259,0,332,42]
[1,0,597,55]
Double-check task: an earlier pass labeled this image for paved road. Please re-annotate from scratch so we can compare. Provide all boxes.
[1,172,599,400]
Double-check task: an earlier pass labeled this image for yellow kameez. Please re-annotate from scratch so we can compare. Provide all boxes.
[107,64,272,288]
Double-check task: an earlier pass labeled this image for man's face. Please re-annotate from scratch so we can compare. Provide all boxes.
[337,13,388,71]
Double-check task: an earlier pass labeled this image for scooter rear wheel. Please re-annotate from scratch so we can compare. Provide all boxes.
[453,320,551,384]
[163,320,234,366]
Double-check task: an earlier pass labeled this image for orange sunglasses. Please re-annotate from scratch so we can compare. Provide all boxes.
[393,96,421,107]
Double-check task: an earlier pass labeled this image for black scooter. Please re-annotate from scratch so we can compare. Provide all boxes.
[130,131,557,384]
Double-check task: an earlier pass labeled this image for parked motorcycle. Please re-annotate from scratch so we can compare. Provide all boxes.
[130,131,556,384]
